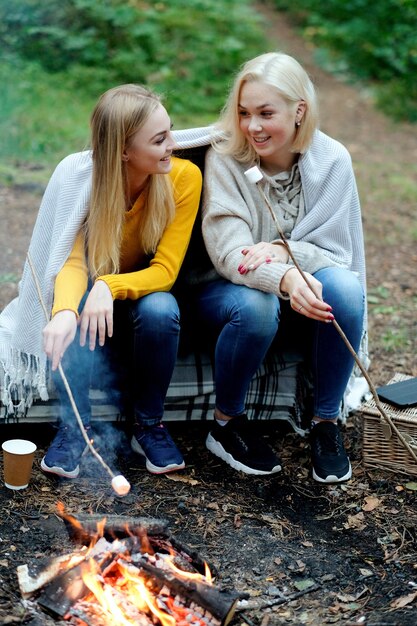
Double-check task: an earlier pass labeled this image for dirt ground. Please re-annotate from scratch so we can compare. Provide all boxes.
[1,3,417,625]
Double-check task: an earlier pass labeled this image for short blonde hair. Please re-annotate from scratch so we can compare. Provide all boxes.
[214,52,319,162]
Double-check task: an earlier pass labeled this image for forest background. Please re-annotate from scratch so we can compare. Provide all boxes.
[1,0,416,188]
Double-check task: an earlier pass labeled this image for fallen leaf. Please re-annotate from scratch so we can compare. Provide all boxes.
[337,587,369,602]
[405,482,417,491]
[165,474,199,486]
[0,559,8,567]
[293,578,316,591]
[344,512,366,530]
[362,496,381,512]
[390,590,417,609]
[234,514,242,528]
[359,568,374,578]
[395,485,404,492]
[301,540,314,547]
[289,559,306,573]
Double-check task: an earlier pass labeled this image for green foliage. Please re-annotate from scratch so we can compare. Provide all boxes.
[0,0,264,115]
[271,0,417,122]
[0,0,265,175]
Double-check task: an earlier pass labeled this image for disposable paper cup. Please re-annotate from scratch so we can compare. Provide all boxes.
[2,439,37,490]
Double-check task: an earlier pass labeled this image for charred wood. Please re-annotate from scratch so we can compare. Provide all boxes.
[60,512,169,545]
[131,558,240,626]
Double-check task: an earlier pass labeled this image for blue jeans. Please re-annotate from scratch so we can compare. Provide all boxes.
[52,292,180,427]
[194,267,364,420]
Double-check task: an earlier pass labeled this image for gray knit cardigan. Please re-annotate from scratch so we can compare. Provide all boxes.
[202,129,368,362]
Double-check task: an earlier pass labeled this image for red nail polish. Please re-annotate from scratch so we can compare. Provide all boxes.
[328,314,334,321]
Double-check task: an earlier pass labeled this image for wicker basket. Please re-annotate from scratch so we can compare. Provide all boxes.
[360,373,417,476]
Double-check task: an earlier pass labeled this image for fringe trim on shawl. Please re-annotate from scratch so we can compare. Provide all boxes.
[1,348,49,418]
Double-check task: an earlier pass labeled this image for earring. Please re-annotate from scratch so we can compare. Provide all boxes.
[296,120,301,127]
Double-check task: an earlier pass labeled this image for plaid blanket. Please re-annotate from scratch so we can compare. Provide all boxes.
[2,346,310,436]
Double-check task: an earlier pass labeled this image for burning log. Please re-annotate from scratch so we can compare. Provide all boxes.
[37,562,89,619]
[32,538,125,618]
[17,514,240,626]
[129,557,240,626]
[58,508,170,545]
[17,550,87,598]
[58,506,215,577]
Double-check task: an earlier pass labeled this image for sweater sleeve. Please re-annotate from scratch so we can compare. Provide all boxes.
[100,159,202,300]
[52,231,88,317]
[202,151,299,298]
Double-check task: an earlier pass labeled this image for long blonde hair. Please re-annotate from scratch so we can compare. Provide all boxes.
[213,52,319,162]
[86,84,175,278]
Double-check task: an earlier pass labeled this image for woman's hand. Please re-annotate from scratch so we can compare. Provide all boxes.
[281,268,334,322]
[238,242,289,274]
[43,310,78,371]
[79,280,114,350]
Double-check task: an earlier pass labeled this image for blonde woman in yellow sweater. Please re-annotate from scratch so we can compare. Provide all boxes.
[39,84,202,478]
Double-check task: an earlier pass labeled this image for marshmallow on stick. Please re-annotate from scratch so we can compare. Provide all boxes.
[244,165,263,184]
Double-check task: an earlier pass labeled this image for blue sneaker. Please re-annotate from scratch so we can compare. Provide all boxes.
[41,424,90,478]
[131,423,185,474]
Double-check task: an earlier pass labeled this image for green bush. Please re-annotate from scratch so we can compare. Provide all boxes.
[271,0,417,122]
[0,0,265,174]
[0,0,264,115]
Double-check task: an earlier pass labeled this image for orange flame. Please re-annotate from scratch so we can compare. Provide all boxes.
[81,558,181,625]
[56,507,214,624]
[162,555,213,585]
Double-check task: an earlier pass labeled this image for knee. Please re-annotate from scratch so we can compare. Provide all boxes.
[320,268,364,319]
[131,292,180,331]
[234,289,280,336]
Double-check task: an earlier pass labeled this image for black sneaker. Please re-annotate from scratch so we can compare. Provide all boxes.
[41,424,91,478]
[131,422,185,474]
[206,414,281,475]
[310,421,352,483]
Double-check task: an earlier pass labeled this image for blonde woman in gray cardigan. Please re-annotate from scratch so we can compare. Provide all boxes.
[198,52,366,483]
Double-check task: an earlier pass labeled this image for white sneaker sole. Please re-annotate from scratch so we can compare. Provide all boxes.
[40,442,90,479]
[206,433,282,476]
[312,461,352,483]
[40,457,80,479]
[131,436,185,474]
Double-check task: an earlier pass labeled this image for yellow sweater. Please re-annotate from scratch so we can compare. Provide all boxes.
[52,157,202,316]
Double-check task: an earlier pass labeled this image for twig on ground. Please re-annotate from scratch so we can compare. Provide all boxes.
[238,582,321,612]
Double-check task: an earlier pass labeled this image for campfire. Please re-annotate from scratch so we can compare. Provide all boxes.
[17,505,240,626]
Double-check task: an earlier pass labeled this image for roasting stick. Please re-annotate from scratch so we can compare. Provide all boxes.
[244,166,417,463]
[26,252,131,495]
